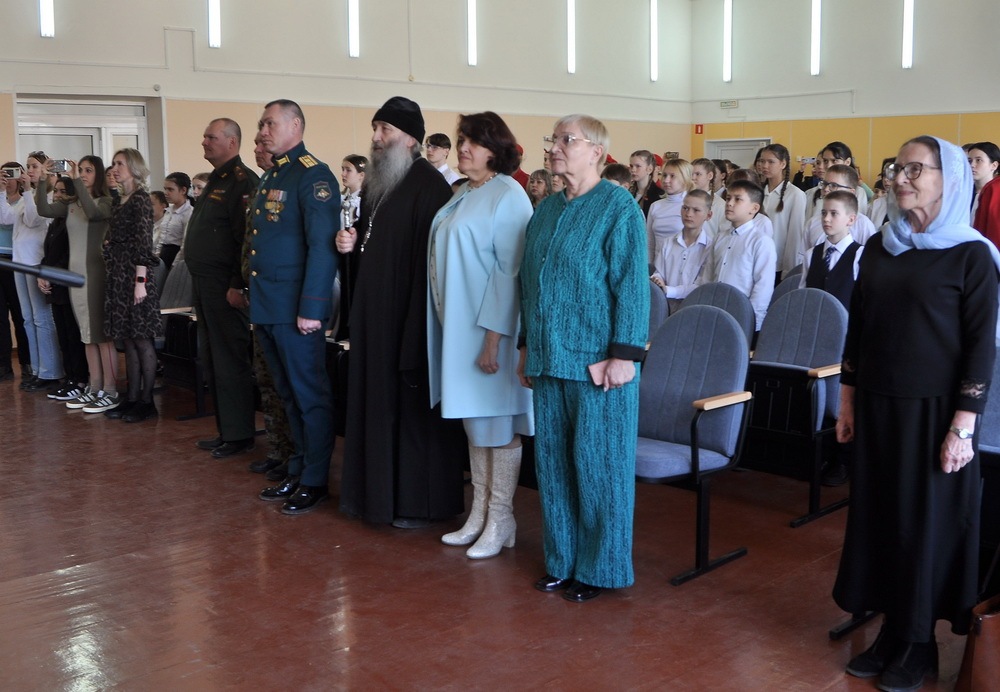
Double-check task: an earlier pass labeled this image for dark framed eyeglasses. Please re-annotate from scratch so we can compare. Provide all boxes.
[822,180,853,191]
[883,161,941,182]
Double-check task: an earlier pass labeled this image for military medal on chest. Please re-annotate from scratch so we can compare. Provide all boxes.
[265,189,286,222]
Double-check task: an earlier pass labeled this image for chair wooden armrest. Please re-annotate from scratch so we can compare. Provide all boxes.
[160,306,194,315]
[693,390,752,411]
[325,336,350,352]
[807,363,841,379]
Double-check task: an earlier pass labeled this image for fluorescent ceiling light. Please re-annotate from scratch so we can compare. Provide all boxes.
[722,0,732,82]
[208,0,221,48]
[467,0,477,66]
[810,0,821,75]
[650,0,658,82]
[567,0,576,74]
[901,0,914,69]
[349,0,360,58]
[39,0,54,38]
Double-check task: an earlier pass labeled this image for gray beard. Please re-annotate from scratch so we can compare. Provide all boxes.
[364,140,414,206]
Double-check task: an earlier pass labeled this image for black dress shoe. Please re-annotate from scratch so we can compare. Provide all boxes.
[24,377,61,392]
[248,457,282,474]
[19,375,38,390]
[0,366,13,381]
[563,582,602,602]
[196,436,224,450]
[280,485,329,515]
[847,622,901,678]
[265,463,289,482]
[122,401,158,423]
[534,574,573,592]
[104,399,136,419]
[877,640,937,692]
[259,476,300,501]
[211,439,255,458]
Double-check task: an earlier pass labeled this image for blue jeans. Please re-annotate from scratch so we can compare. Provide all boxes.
[14,271,64,379]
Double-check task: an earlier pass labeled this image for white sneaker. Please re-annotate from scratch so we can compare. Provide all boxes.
[66,387,96,409]
[51,384,85,401]
[82,391,121,413]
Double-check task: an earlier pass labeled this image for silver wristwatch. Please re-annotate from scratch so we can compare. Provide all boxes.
[949,425,974,440]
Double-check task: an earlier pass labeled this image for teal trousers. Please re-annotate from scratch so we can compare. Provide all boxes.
[533,376,638,589]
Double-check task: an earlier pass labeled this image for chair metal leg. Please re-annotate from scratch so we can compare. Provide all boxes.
[670,477,748,585]
[175,363,214,421]
[828,611,878,640]
[789,432,848,527]
[790,497,849,528]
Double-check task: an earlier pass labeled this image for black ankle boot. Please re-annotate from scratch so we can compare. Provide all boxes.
[877,639,937,692]
[846,622,900,678]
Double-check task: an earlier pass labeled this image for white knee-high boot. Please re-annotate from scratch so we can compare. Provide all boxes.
[441,445,490,546]
[466,445,521,559]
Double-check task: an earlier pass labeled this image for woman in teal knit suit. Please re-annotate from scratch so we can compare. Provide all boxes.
[517,114,649,602]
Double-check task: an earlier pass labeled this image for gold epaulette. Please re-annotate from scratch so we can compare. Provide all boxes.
[299,154,318,168]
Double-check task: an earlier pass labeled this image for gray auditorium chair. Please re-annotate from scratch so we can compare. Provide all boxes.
[156,259,209,419]
[977,343,1000,599]
[677,281,755,348]
[741,288,848,527]
[637,304,752,585]
[648,281,668,343]
[769,272,801,306]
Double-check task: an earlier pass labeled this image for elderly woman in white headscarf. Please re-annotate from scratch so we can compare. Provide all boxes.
[834,136,1000,692]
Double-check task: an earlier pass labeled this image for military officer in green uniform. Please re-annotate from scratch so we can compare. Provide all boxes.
[183,117,261,458]
[250,99,340,515]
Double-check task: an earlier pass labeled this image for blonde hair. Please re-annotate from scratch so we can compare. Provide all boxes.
[113,148,150,191]
[554,114,609,167]
[662,158,695,192]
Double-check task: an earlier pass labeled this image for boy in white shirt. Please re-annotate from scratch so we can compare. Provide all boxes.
[650,189,713,314]
[798,164,876,268]
[702,180,777,333]
[799,190,864,311]
[798,189,861,487]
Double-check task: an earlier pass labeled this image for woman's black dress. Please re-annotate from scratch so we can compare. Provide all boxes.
[833,232,998,641]
[103,189,161,340]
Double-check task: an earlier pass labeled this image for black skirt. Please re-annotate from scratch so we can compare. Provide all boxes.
[833,389,981,641]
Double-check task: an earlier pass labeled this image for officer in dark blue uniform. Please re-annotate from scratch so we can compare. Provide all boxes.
[249,99,340,515]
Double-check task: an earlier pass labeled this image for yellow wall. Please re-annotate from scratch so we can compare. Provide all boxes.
[0,94,15,162]
[691,112,1000,183]
[164,99,691,182]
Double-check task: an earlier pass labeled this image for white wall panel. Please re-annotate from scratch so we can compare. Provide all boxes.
[691,0,1000,123]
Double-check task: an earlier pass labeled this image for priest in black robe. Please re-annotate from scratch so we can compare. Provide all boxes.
[336,96,467,526]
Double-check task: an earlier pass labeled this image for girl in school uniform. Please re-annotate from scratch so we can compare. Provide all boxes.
[691,158,727,238]
[971,141,1000,249]
[628,150,663,217]
[968,141,1000,223]
[646,158,694,262]
[757,143,807,277]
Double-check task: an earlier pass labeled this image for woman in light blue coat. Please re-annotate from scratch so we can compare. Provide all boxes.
[427,112,534,559]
